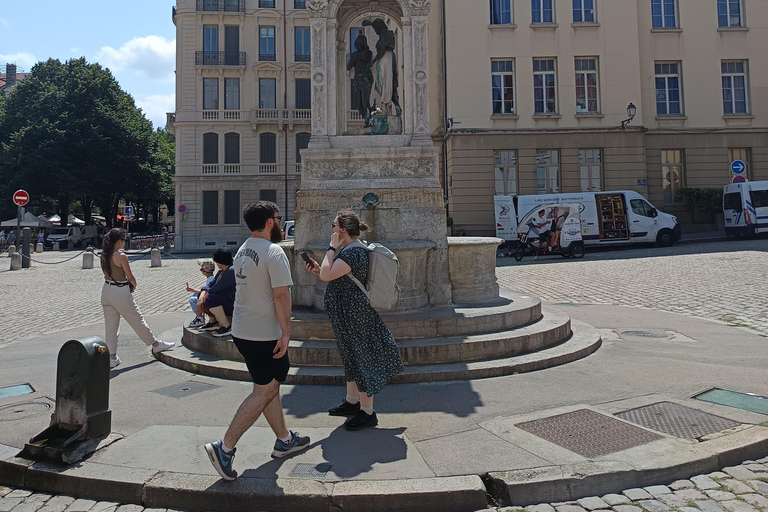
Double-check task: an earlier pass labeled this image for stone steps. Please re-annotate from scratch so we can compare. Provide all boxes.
[155,318,601,385]
[182,309,571,366]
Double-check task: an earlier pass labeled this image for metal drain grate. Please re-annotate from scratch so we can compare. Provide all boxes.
[151,380,220,399]
[615,402,740,440]
[0,384,34,399]
[288,463,332,478]
[620,331,667,338]
[516,409,662,458]
[0,401,52,421]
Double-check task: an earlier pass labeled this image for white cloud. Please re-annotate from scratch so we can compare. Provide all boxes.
[0,52,37,72]
[95,36,175,82]
[136,94,176,129]
[0,18,9,28]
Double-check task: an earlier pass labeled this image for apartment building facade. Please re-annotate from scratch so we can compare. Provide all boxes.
[169,0,768,246]
[437,0,768,236]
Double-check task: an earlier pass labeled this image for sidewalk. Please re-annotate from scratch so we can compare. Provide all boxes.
[0,303,767,511]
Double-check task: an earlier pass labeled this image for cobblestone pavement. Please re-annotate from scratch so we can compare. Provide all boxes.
[496,238,768,335]
[0,458,766,511]
[0,250,205,347]
[1,239,767,346]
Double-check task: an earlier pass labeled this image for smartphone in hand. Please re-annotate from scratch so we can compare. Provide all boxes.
[300,251,314,269]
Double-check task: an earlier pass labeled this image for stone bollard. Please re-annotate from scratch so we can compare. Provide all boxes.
[7,245,15,258]
[10,252,21,270]
[150,248,162,268]
[82,249,94,269]
[36,243,44,253]
[53,242,60,251]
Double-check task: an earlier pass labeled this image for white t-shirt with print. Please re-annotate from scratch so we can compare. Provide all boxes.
[231,237,293,341]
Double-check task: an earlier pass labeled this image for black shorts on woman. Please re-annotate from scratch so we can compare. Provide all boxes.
[233,336,290,385]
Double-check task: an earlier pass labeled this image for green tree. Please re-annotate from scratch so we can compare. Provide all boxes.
[0,58,158,227]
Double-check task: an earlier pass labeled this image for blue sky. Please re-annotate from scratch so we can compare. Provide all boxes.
[1,0,177,129]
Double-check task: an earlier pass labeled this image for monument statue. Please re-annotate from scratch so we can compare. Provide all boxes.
[363,18,401,117]
[347,34,374,127]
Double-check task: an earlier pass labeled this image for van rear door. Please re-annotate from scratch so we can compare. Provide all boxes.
[595,193,630,241]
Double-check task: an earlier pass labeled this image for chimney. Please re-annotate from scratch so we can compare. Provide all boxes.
[6,64,17,88]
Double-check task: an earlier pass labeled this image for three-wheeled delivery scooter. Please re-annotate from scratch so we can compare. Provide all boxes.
[515,203,585,261]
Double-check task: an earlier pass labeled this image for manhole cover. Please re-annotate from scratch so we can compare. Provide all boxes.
[620,331,667,338]
[151,380,220,398]
[0,401,52,421]
[694,388,768,415]
[288,463,332,478]
[616,402,740,440]
[516,409,661,458]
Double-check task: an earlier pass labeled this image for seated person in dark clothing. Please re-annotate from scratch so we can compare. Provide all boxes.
[198,248,236,338]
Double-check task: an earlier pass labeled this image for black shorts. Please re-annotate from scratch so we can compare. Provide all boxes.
[539,230,552,241]
[233,336,290,385]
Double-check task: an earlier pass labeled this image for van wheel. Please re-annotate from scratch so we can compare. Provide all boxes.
[514,245,526,261]
[570,242,585,259]
[656,229,675,247]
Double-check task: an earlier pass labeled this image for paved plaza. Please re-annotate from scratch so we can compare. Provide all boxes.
[1,237,766,347]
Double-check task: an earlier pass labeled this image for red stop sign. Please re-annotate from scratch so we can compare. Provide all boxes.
[13,190,29,207]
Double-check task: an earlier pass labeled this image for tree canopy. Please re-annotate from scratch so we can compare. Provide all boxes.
[0,57,173,227]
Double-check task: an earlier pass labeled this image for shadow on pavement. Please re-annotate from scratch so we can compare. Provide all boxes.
[281,380,483,419]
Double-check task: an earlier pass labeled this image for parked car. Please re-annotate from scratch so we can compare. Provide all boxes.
[283,220,295,240]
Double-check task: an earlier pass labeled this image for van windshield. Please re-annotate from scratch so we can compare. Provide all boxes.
[750,190,768,208]
[50,228,69,235]
[723,193,743,212]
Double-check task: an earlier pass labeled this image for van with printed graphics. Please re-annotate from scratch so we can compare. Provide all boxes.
[723,180,768,237]
[507,191,681,247]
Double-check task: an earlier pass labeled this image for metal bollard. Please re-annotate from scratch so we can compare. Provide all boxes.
[7,245,15,258]
[36,243,43,253]
[53,242,60,251]
[10,252,21,270]
[150,247,162,267]
[82,249,94,269]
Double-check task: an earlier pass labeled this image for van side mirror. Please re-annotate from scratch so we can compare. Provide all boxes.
[650,208,658,218]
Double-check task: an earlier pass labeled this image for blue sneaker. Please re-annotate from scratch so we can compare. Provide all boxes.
[271,431,310,458]
[204,440,237,480]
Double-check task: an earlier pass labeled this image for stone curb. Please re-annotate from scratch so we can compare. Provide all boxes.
[0,446,487,512]
[485,425,768,507]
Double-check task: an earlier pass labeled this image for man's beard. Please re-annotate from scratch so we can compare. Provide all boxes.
[270,221,283,243]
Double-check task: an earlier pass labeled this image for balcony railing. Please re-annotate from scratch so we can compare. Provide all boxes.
[202,110,219,120]
[202,165,220,174]
[295,54,311,62]
[196,51,246,66]
[253,109,312,125]
[259,53,277,62]
[293,163,303,174]
[166,112,176,125]
[223,164,241,174]
[259,0,275,7]
[197,0,245,12]
[259,164,278,174]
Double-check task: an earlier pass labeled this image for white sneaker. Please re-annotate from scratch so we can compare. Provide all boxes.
[152,340,176,354]
[110,356,121,369]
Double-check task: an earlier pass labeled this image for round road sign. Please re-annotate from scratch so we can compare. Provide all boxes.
[177,204,188,214]
[730,160,746,175]
[732,175,746,184]
[13,190,29,207]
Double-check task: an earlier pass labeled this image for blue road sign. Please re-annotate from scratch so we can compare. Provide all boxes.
[124,205,134,215]
[730,160,746,175]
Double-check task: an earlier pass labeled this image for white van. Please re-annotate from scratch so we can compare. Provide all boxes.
[46,226,82,249]
[511,191,681,247]
[723,180,768,237]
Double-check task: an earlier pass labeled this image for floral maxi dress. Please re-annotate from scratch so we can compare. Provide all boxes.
[324,246,404,396]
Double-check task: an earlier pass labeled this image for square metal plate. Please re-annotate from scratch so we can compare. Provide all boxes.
[288,463,332,478]
[0,384,34,399]
[150,380,220,398]
[616,401,740,440]
[516,409,662,457]
[694,388,768,415]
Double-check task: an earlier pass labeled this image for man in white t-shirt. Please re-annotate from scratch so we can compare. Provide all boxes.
[204,202,309,481]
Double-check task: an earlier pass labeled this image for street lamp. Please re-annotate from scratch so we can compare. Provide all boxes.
[621,102,637,129]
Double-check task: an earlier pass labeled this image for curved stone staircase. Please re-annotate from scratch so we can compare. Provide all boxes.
[156,290,601,384]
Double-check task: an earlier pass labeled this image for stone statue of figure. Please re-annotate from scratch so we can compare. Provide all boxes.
[363,18,401,116]
[347,34,374,127]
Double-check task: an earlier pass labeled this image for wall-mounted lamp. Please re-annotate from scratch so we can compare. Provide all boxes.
[621,103,637,129]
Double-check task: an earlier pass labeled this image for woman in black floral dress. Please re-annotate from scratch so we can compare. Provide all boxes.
[304,210,404,430]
